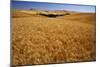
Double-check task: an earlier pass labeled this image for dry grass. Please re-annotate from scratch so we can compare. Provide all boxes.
[12,10,96,66]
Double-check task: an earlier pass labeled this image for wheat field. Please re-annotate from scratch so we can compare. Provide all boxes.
[12,10,96,66]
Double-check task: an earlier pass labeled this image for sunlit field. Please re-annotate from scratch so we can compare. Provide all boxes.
[12,9,96,66]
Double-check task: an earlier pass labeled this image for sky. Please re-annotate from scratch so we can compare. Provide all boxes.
[11,1,96,13]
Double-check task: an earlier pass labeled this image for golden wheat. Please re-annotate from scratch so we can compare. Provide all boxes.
[12,10,96,65]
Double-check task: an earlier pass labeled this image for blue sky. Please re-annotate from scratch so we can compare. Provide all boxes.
[11,1,96,13]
